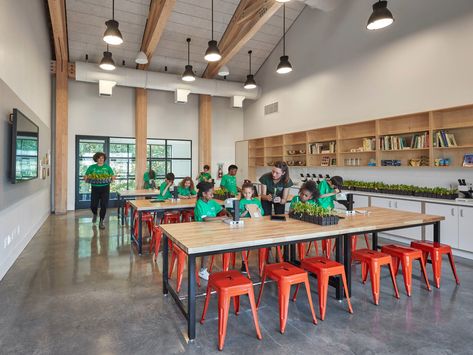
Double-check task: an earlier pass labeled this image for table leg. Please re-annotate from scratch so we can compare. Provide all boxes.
[138,211,143,255]
[372,232,378,250]
[343,234,351,297]
[433,221,440,243]
[121,197,125,226]
[290,243,296,262]
[117,196,120,223]
[188,254,196,341]
[335,236,343,300]
[163,234,168,295]
[130,205,134,245]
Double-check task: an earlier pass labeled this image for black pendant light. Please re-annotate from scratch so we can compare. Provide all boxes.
[204,0,222,62]
[244,50,257,89]
[276,4,292,74]
[100,45,116,71]
[182,38,196,82]
[367,1,394,30]
[103,0,123,45]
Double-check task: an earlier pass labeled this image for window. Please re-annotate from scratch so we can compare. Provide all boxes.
[109,137,136,193]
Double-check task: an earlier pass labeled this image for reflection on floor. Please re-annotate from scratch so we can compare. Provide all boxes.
[0,210,472,354]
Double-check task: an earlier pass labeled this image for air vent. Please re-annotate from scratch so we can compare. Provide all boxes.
[264,102,278,115]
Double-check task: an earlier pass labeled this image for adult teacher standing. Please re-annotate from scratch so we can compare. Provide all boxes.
[84,152,115,229]
[259,161,293,215]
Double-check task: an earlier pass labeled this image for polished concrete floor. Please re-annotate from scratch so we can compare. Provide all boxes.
[1,211,472,355]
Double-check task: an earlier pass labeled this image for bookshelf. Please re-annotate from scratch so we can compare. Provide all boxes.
[247,103,473,169]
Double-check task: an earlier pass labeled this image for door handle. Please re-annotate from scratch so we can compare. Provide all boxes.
[460,209,464,218]
[451,208,455,216]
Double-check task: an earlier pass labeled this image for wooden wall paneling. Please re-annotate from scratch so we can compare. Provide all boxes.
[135,88,148,189]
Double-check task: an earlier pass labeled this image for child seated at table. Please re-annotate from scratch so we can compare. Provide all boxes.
[290,180,320,210]
[159,173,175,199]
[239,181,264,218]
[194,181,232,280]
[177,177,197,199]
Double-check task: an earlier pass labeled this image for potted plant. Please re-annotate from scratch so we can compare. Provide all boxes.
[289,202,339,226]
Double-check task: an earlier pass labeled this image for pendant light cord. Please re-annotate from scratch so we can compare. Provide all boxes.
[248,50,252,75]
[187,38,191,65]
[211,0,214,40]
[282,4,286,56]
[112,0,115,20]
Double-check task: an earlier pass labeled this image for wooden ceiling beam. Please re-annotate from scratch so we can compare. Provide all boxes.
[47,0,68,63]
[138,0,176,70]
[202,0,281,79]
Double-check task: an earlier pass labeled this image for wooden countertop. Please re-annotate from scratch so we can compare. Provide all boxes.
[160,207,444,255]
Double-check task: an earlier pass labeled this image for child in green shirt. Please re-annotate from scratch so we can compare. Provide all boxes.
[197,164,212,183]
[220,164,238,195]
[239,181,264,218]
[159,172,175,199]
[143,169,156,189]
[177,177,197,199]
[194,181,232,280]
[317,176,343,209]
[290,180,320,210]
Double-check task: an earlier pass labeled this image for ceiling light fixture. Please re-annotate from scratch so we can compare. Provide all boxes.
[275,0,291,2]
[276,4,293,74]
[218,65,230,77]
[135,51,148,64]
[204,0,222,62]
[103,0,123,45]
[99,45,116,71]
[367,1,394,30]
[244,50,257,89]
[182,38,196,82]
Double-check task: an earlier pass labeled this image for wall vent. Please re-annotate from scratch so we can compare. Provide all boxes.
[264,102,278,115]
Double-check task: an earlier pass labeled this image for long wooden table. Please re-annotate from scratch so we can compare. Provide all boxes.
[160,207,444,341]
[117,189,162,225]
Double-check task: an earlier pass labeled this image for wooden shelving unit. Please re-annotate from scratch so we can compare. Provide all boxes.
[247,103,473,169]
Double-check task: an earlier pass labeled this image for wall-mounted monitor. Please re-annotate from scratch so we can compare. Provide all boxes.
[10,109,39,183]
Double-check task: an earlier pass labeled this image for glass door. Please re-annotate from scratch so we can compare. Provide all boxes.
[75,136,109,209]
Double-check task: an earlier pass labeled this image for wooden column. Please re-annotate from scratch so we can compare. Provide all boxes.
[54,61,68,214]
[199,95,212,170]
[135,88,148,189]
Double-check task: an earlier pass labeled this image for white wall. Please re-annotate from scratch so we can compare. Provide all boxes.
[67,81,243,209]
[245,0,473,188]
[0,0,51,280]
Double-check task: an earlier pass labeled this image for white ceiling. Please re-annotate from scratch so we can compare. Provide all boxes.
[66,0,306,81]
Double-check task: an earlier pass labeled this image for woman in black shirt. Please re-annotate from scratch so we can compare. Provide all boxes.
[259,161,293,215]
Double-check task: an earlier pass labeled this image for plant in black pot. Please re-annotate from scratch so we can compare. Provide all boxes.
[289,202,339,226]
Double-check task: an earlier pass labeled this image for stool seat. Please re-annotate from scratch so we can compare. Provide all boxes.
[264,262,307,280]
[210,270,252,291]
[352,249,400,305]
[300,257,353,320]
[410,241,460,288]
[381,244,431,296]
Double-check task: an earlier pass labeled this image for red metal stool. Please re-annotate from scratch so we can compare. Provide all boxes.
[133,211,154,238]
[257,262,317,333]
[161,211,181,224]
[200,270,262,351]
[300,257,353,320]
[124,200,131,217]
[381,244,431,296]
[305,240,320,256]
[352,249,400,305]
[150,225,162,261]
[258,246,284,277]
[180,210,194,222]
[322,239,333,259]
[410,241,460,288]
[168,243,201,292]
[331,234,371,258]
[209,252,251,277]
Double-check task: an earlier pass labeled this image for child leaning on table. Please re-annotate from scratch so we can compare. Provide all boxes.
[239,181,264,218]
[159,172,175,199]
[290,180,320,210]
[194,181,232,280]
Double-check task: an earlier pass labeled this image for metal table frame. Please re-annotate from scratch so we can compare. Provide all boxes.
[162,219,441,341]
[117,191,161,225]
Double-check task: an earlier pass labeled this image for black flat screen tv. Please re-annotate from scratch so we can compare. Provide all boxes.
[10,109,39,183]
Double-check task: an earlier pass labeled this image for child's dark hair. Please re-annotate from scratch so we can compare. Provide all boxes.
[93,152,107,162]
[242,181,254,191]
[330,176,344,189]
[274,161,290,184]
[203,164,210,170]
[148,169,156,180]
[301,180,320,199]
[228,164,238,171]
[197,181,213,198]
[166,172,175,181]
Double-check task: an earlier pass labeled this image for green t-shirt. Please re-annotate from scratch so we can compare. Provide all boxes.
[85,164,114,187]
[259,172,293,197]
[220,174,238,194]
[198,172,212,182]
[194,199,223,221]
[317,179,336,209]
[178,186,197,196]
[143,171,156,189]
[159,181,173,199]
[290,195,317,209]
[239,198,264,217]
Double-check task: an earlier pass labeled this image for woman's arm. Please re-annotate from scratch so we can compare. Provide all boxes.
[260,185,272,201]
[203,216,227,222]
[178,194,190,199]
[279,187,290,205]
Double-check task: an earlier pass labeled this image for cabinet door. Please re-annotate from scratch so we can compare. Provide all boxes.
[371,197,393,209]
[425,203,459,248]
[458,207,473,252]
[353,195,369,208]
[392,199,422,240]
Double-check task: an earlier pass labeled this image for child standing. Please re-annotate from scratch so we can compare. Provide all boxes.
[178,177,197,199]
[159,172,175,199]
[194,182,232,280]
[317,176,343,209]
[197,165,212,183]
[239,181,264,218]
[220,164,239,195]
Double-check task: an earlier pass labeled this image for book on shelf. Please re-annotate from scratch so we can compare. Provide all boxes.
[463,154,473,167]
[435,130,458,148]
[380,132,429,150]
[362,138,376,151]
[310,141,336,154]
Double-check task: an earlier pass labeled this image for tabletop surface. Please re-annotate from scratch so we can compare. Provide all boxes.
[160,207,444,255]
[118,189,161,197]
[129,197,199,211]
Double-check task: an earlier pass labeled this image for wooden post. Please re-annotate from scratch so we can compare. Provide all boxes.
[135,88,148,189]
[199,95,212,170]
[54,60,68,214]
